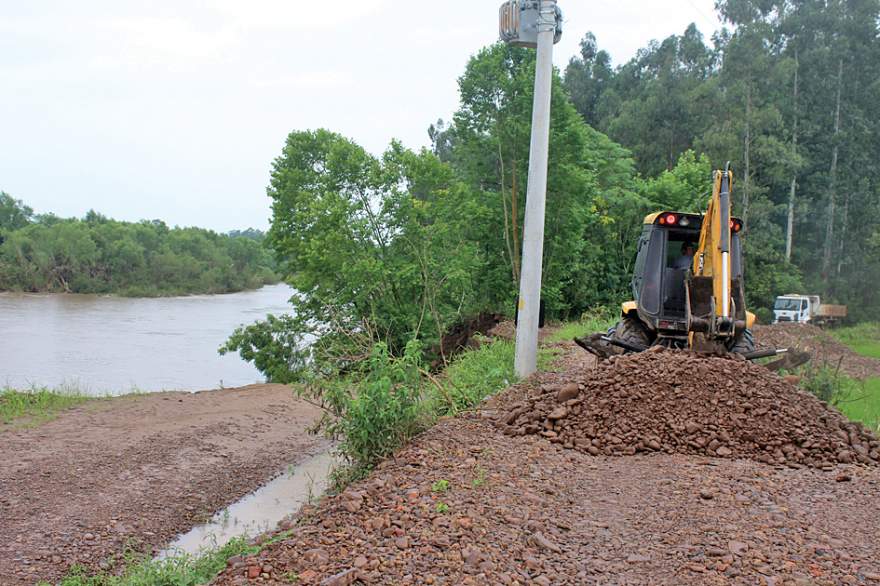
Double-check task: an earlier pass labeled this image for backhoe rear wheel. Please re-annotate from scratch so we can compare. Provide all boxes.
[612,315,653,350]
[728,328,755,354]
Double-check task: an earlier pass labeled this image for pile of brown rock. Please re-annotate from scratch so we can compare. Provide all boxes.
[500,349,879,469]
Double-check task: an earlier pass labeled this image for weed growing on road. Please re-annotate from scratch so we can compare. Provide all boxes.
[471,467,487,488]
[431,479,450,493]
[0,387,93,427]
[50,536,259,586]
[435,502,450,514]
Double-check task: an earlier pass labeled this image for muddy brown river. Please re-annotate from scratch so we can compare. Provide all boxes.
[0,284,294,394]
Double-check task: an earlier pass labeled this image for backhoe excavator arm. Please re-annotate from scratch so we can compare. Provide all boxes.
[688,165,739,348]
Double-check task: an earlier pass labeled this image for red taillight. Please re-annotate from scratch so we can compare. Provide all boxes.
[666,214,677,225]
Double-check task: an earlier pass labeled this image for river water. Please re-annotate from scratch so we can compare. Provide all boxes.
[0,284,295,394]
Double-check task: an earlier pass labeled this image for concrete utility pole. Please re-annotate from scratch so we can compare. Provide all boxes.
[499,0,561,378]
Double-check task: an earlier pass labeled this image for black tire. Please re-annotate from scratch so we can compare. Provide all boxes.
[728,328,755,354]
[612,315,652,350]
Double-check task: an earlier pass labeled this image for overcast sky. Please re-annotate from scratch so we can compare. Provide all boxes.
[0,1,722,231]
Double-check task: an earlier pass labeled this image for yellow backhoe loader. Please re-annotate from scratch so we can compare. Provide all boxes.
[578,165,795,364]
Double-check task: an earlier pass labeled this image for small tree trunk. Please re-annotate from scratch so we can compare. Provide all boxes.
[743,83,752,229]
[837,191,850,277]
[511,158,521,284]
[786,49,799,261]
[497,144,516,283]
[822,59,843,281]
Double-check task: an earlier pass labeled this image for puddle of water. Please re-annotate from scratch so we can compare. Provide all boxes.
[158,450,339,558]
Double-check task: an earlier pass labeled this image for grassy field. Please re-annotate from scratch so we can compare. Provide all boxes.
[832,377,880,433]
[0,387,94,428]
[832,322,880,360]
[820,323,880,431]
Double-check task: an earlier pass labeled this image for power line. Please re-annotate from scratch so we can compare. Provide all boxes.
[681,0,720,30]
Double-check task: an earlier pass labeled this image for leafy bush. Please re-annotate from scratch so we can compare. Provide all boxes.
[220,314,308,385]
[800,365,853,404]
[798,366,880,431]
[311,337,519,483]
[753,307,774,325]
[335,341,427,470]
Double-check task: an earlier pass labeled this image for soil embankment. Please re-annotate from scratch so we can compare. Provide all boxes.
[214,340,880,585]
[755,322,880,380]
[0,384,328,585]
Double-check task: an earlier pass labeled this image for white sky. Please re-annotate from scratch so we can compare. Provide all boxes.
[0,1,721,231]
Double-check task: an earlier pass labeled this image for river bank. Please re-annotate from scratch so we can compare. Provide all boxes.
[0,383,327,586]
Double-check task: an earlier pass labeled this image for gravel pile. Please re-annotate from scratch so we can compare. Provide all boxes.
[500,349,879,469]
[755,323,880,379]
[212,345,880,585]
[214,414,880,586]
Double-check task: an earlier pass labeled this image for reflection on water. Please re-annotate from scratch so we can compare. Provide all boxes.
[0,284,294,394]
[157,450,339,559]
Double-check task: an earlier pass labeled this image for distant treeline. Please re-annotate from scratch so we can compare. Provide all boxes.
[0,192,277,296]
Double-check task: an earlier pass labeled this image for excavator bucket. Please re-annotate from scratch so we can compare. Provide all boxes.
[574,333,620,360]
[575,329,810,372]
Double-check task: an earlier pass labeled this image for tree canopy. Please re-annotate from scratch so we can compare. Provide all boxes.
[0,203,276,296]
[564,0,880,320]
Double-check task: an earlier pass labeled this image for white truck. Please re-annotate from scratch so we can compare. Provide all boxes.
[772,294,848,326]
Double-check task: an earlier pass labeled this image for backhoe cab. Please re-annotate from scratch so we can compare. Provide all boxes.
[578,167,763,358]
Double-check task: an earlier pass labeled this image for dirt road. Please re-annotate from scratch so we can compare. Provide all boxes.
[0,384,328,585]
[214,344,880,585]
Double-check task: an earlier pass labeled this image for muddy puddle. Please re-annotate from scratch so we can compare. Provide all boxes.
[158,450,339,558]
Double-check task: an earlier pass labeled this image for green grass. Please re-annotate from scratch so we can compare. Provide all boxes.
[831,322,880,359]
[0,387,94,427]
[836,377,880,433]
[546,310,617,344]
[47,537,259,586]
[440,338,517,411]
[821,322,880,430]
[798,365,880,433]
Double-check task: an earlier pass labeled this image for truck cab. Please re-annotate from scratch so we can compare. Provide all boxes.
[773,294,814,324]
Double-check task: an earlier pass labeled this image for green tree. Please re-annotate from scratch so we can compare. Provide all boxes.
[639,150,713,212]
[0,192,33,235]
[0,204,277,295]
[449,43,642,315]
